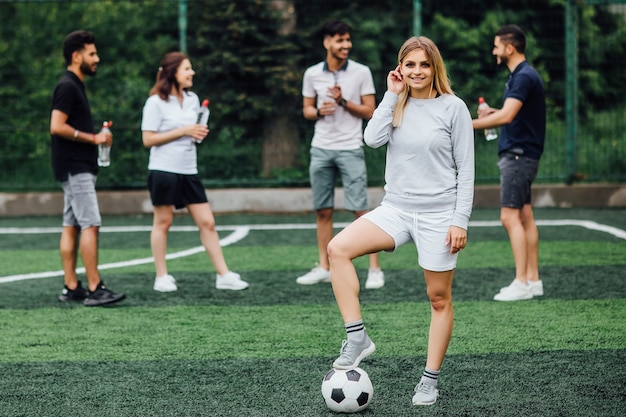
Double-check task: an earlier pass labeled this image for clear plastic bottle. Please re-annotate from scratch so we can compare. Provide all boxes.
[194,99,210,144]
[197,99,210,126]
[478,97,498,141]
[97,121,112,167]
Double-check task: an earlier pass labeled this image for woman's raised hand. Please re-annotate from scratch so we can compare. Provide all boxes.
[387,65,405,95]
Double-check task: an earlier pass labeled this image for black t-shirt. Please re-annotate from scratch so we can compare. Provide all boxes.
[50,71,98,182]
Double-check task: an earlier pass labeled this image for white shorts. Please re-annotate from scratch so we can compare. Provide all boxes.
[363,203,458,272]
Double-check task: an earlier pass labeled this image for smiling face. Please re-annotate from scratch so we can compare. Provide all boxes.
[400,49,434,98]
[175,58,195,90]
[492,35,510,67]
[324,32,352,61]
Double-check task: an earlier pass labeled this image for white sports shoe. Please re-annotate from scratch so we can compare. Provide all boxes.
[154,274,177,292]
[332,335,376,370]
[412,381,439,405]
[296,266,331,285]
[501,279,543,296]
[528,280,544,296]
[494,279,533,301]
[216,271,249,290]
[365,268,385,289]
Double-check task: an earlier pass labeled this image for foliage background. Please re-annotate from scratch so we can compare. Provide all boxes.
[0,0,625,190]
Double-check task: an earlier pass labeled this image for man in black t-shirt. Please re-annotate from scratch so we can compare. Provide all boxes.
[50,30,125,306]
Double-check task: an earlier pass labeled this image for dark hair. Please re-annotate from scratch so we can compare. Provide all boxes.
[63,30,96,65]
[149,51,189,101]
[321,20,351,38]
[496,24,526,54]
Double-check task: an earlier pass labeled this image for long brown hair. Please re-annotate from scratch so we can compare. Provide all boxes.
[392,36,454,127]
[149,51,189,101]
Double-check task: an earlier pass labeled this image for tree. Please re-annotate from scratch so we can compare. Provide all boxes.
[261,0,300,178]
[0,0,624,189]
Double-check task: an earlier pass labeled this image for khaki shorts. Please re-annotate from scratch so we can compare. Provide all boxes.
[309,147,368,211]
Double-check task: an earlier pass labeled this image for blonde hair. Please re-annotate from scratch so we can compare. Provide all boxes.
[392,36,454,127]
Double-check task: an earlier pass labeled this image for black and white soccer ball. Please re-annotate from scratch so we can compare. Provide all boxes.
[321,367,373,413]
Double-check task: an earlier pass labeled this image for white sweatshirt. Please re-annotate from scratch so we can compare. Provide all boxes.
[364,91,475,230]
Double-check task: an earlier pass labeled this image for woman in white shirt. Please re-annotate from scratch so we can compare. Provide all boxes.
[326,37,474,406]
[141,52,248,293]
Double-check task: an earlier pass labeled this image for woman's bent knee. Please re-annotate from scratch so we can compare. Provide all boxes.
[327,239,350,263]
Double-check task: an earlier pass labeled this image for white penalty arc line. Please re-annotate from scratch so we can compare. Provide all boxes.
[0,219,625,284]
[0,226,250,284]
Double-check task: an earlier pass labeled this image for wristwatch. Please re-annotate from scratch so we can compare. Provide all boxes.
[317,108,323,118]
[339,98,347,107]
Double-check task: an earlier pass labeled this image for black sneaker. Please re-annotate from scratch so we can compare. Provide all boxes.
[83,282,126,307]
[58,281,89,302]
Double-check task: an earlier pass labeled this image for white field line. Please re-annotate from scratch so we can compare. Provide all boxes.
[0,226,250,284]
[0,219,624,284]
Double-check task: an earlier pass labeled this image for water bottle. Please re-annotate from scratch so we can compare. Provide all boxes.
[322,100,336,124]
[194,99,210,143]
[478,97,498,141]
[97,121,112,167]
[197,99,210,125]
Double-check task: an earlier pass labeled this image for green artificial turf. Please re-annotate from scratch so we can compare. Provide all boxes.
[0,208,625,416]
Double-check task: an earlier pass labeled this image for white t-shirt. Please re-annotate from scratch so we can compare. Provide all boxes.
[141,91,200,175]
[302,59,375,150]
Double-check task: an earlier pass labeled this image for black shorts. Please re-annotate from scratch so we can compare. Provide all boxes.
[148,170,207,209]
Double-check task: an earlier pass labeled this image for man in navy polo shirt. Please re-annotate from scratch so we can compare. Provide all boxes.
[472,24,546,301]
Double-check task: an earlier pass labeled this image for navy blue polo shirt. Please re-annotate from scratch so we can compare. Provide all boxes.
[499,61,546,160]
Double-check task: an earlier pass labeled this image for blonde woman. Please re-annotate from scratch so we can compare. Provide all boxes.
[327,36,474,405]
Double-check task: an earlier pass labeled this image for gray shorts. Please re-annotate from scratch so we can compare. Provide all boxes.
[363,203,459,272]
[309,147,368,211]
[61,172,101,229]
[498,152,539,209]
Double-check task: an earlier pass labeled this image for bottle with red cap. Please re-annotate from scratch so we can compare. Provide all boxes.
[97,120,112,167]
[197,99,210,126]
[194,99,210,144]
[478,97,498,141]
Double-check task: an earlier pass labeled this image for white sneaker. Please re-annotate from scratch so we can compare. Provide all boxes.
[494,279,533,301]
[501,279,543,296]
[332,335,376,370]
[528,280,544,296]
[216,271,249,290]
[154,274,177,292]
[365,268,385,289]
[295,266,331,285]
[412,381,439,405]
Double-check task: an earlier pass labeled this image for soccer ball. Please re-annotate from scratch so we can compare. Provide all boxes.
[321,367,373,413]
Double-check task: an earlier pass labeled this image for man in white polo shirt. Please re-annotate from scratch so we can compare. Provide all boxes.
[298,20,384,289]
